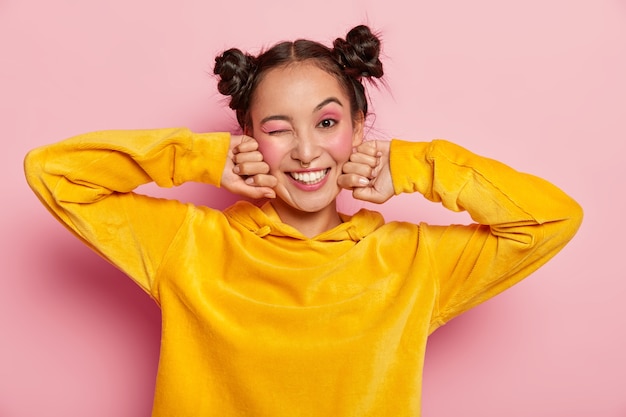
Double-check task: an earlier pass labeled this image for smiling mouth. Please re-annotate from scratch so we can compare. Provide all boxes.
[289,169,330,185]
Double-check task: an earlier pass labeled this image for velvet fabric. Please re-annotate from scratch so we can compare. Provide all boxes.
[24,128,582,416]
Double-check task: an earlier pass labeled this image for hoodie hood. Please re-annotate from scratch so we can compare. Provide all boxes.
[224,201,385,242]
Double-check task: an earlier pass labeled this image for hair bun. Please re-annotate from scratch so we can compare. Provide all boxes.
[213,48,257,111]
[333,25,384,80]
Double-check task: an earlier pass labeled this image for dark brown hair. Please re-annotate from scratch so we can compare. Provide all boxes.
[213,25,384,129]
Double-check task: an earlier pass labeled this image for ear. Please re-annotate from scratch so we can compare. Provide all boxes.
[351,111,365,147]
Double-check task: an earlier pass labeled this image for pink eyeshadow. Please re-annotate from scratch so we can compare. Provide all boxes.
[261,121,290,134]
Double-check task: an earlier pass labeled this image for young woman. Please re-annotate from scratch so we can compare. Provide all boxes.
[24,25,582,417]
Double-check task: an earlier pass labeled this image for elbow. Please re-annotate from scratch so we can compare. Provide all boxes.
[544,198,584,249]
[565,199,584,240]
[23,148,45,190]
[571,199,584,227]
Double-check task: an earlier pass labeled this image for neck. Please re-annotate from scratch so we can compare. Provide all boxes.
[270,200,343,238]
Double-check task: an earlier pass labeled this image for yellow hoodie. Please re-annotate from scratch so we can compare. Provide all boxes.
[24,128,582,416]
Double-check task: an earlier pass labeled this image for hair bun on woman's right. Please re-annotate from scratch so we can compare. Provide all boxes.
[213,48,258,113]
[333,25,384,80]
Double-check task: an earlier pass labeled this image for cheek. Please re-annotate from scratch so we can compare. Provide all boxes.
[256,139,284,169]
[326,128,356,161]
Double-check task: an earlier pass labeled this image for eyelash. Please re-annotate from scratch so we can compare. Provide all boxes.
[268,130,288,136]
[318,119,337,129]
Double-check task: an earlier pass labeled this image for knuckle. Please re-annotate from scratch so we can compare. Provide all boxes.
[238,163,253,176]
[233,153,245,164]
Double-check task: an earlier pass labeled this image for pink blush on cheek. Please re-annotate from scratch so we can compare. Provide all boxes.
[327,128,357,159]
[256,139,284,168]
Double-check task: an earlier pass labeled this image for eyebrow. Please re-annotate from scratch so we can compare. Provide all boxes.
[314,97,343,112]
[259,97,344,125]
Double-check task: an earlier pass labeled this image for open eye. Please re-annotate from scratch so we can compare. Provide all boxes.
[318,119,337,129]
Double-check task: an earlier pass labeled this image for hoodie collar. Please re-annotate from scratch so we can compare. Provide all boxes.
[223,201,385,242]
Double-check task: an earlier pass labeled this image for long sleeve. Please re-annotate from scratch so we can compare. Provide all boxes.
[389,139,583,327]
[24,128,231,298]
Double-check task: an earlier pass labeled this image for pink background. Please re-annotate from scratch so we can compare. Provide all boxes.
[1,0,625,415]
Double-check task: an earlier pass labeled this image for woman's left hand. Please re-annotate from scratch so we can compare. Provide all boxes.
[338,140,394,204]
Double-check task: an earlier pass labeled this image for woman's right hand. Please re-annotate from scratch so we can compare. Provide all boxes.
[221,134,277,199]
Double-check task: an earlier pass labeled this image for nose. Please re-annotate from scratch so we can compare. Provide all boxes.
[291,131,320,166]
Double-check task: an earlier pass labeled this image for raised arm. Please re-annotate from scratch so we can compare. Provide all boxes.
[343,139,583,326]
[399,139,583,325]
[24,128,230,296]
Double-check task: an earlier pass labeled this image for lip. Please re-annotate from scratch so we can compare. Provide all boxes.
[286,168,331,191]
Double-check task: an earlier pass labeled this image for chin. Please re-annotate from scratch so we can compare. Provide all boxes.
[291,198,336,213]
[278,191,339,214]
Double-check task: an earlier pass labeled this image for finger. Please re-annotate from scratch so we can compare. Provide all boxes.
[233,136,259,154]
[234,183,276,200]
[233,150,264,165]
[354,140,381,157]
[337,173,370,190]
[349,151,379,168]
[235,161,270,176]
[244,173,278,188]
[342,161,375,179]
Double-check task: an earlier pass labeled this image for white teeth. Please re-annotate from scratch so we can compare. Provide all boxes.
[290,169,328,185]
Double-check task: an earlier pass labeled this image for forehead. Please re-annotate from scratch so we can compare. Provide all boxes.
[250,62,350,117]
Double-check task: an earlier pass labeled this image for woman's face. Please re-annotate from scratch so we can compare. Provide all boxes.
[249,62,364,215]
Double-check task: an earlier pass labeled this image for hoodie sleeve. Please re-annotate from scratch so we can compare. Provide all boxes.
[24,128,231,298]
[389,139,583,329]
